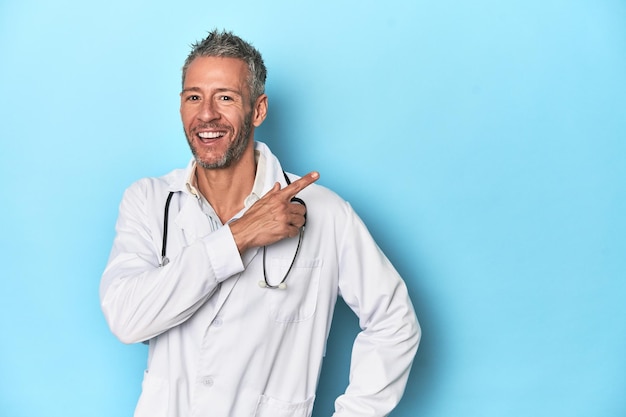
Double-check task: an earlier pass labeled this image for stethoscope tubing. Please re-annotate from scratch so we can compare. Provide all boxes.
[159,171,307,291]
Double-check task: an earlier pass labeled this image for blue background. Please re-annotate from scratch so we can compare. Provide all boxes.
[1,1,625,416]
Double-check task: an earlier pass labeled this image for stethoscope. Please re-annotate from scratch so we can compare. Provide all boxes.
[159,171,306,290]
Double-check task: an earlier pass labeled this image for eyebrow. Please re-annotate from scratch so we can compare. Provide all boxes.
[181,87,243,96]
[181,87,202,94]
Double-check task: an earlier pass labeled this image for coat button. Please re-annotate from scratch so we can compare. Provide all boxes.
[201,376,214,387]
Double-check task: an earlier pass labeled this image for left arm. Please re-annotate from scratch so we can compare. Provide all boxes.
[333,204,420,416]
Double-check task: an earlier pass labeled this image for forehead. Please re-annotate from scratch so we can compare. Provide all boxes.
[184,56,250,91]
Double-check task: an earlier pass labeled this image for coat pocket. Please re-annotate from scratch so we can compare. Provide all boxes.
[254,394,315,417]
[133,370,168,417]
[265,257,321,323]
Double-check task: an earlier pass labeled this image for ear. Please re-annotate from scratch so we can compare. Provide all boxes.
[252,94,268,127]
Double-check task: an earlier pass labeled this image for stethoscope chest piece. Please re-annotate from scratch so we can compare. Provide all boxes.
[258,280,287,290]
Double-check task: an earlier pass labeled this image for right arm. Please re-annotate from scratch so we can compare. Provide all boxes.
[100,181,245,344]
[100,172,319,344]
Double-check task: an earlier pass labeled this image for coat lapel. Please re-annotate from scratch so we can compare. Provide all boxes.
[171,193,260,317]
[173,195,210,242]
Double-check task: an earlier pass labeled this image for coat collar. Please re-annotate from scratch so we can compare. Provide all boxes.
[165,140,289,249]
[166,141,288,197]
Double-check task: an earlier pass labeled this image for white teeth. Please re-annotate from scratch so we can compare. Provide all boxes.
[198,131,224,139]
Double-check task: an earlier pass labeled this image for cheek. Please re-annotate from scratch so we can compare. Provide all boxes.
[180,110,194,129]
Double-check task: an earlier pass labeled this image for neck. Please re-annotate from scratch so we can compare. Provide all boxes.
[195,149,257,224]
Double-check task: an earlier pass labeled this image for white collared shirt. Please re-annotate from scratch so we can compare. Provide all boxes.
[185,148,268,229]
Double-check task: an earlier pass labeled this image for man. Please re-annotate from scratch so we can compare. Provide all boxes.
[100,29,420,417]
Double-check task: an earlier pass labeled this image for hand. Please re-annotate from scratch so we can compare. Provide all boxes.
[229,171,319,253]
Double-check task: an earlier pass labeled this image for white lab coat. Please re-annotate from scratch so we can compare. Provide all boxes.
[100,142,420,417]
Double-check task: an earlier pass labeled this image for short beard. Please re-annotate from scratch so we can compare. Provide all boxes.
[187,113,253,170]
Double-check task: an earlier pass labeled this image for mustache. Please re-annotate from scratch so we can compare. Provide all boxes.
[191,122,232,131]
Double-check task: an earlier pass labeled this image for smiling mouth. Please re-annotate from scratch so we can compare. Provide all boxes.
[198,131,226,139]
[196,131,227,143]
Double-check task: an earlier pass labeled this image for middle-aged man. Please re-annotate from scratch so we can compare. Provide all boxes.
[100,29,420,417]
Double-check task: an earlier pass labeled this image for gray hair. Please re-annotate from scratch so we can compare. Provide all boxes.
[182,29,267,104]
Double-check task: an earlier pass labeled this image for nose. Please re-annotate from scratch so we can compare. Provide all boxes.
[197,99,220,122]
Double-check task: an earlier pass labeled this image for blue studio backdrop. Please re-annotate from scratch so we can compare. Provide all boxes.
[1,1,625,416]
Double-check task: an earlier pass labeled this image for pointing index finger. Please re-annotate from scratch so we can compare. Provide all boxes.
[282,171,320,199]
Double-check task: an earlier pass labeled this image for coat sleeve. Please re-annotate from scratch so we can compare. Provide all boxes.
[99,180,244,344]
[332,203,420,417]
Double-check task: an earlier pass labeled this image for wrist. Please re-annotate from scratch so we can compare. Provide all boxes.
[228,220,251,254]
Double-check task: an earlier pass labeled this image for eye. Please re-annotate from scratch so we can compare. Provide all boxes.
[187,95,200,101]
[219,95,232,101]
